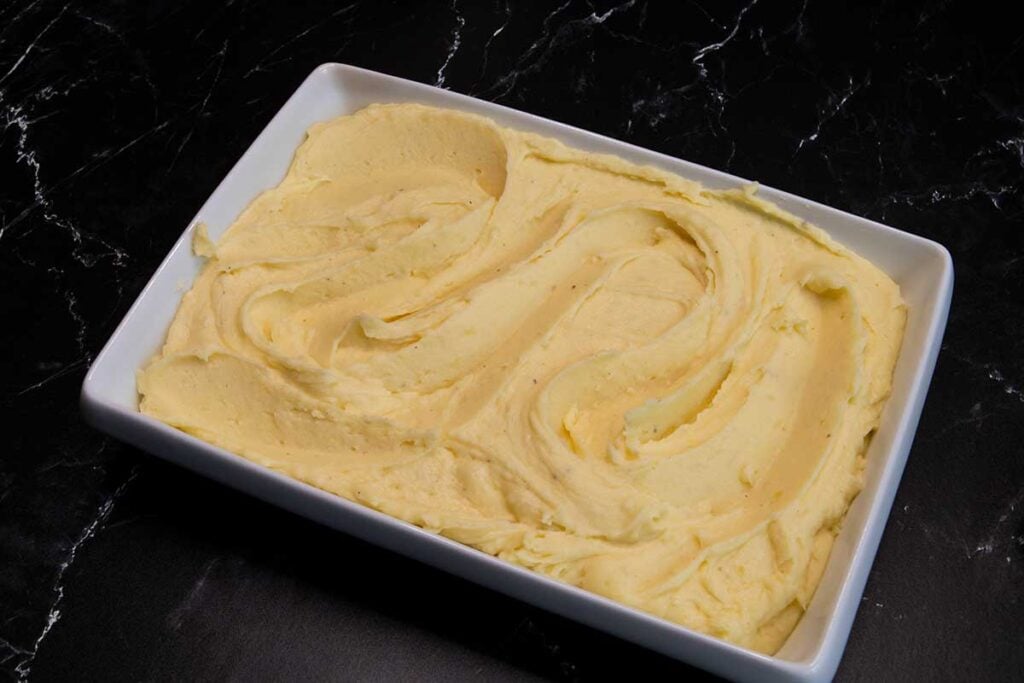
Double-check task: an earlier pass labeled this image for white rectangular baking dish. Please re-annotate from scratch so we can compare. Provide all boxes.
[81,63,952,683]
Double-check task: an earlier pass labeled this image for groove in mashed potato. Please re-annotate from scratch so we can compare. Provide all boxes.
[138,103,906,653]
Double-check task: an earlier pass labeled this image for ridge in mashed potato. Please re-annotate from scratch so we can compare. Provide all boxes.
[138,103,906,654]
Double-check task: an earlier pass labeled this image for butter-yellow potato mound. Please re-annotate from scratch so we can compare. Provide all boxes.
[140,104,905,653]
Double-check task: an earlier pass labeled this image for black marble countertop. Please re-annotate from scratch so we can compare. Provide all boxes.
[2,1,1022,681]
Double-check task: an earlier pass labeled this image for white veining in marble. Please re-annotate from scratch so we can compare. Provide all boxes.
[435,0,465,88]
[9,469,138,682]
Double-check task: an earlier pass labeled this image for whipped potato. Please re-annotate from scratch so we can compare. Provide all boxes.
[139,103,905,653]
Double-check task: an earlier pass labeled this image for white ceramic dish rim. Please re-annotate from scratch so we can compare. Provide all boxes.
[81,63,953,683]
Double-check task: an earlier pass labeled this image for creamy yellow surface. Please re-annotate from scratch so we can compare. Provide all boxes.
[139,103,905,653]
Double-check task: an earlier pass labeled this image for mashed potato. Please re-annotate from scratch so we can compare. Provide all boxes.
[139,103,905,653]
